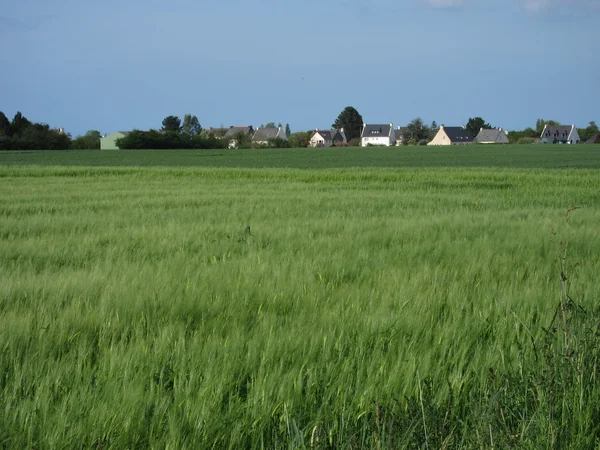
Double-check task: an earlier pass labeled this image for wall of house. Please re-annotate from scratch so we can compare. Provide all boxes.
[427,129,451,146]
[569,126,581,144]
[310,132,331,147]
[100,132,125,150]
[361,136,391,146]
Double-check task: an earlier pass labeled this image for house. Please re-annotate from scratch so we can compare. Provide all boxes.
[474,128,509,144]
[361,123,396,146]
[223,126,254,148]
[394,126,409,146]
[252,126,288,146]
[309,128,347,147]
[206,127,228,138]
[540,125,580,144]
[101,131,131,150]
[585,133,600,144]
[427,125,473,145]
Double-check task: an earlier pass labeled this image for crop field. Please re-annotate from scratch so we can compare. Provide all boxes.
[1,147,600,448]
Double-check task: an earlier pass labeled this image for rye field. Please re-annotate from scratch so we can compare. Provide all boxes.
[1,146,600,449]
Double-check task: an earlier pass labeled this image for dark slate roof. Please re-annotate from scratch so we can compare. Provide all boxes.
[541,125,572,140]
[207,127,228,135]
[443,126,473,143]
[362,124,392,137]
[586,133,600,144]
[314,130,332,140]
[474,128,509,143]
[252,127,282,141]
[224,126,254,138]
[313,129,335,140]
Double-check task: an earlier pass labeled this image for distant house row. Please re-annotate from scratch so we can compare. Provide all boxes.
[100,122,592,149]
[359,122,584,146]
[359,123,508,146]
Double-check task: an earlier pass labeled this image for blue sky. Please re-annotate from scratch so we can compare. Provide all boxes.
[1,0,598,136]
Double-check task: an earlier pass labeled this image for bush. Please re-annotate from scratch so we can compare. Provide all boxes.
[115,130,227,150]
[516,137,537,145]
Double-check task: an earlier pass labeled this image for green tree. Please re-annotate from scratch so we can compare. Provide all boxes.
[182,114,202,136]
[332,106,363,141]
[11,112,31,135]
[405,117,431,144]
[264,122,276,128]
[161,116,182,132]
[466,117,491,139]
[288,131,311,148]
[0,111,11,136]
[285,123,291,137]
[580,121,599,142]
[71,130,101,149]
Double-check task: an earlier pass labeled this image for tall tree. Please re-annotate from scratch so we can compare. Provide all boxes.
[161,116,182,132]
[11,111,31,135]
[182,114,202,136]
[285,123,291,137]
[332,106,363,141]
[264,122,276,128]
[0,111,11,136]
[405,117,431,144]
[466,117,491,139]
[580,121,599,141]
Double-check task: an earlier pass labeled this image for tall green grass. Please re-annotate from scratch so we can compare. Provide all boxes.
[1,166,599,448]
[2,144,600,169]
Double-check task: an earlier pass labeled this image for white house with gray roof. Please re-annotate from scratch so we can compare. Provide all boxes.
[252,126,287,146]
[540,124,580,144]
[361,123,396,146]
[474,128,509,144]
[223,125,254,148]
[309,128,347,147]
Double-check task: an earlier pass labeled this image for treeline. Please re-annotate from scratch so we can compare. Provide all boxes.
[0,111,71,150]
[116,130,227,150]
[2,110,599,150]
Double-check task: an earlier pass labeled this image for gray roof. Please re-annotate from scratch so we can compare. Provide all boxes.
[586,133,600,144]
[474,128,509,143]
[117,131,131,136]
[443,126,473,143]
[313,129,333,140]
[207,127,228,135]
[394,127,409,140]
[541,125,572,141]
[313,129,345,141]
[362,124,392,137]
[224,126,254,138]
[252,127,283,141]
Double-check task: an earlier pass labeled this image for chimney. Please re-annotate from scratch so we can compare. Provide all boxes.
[440,125,444,130]
[340,127,344,133]
[499,127,502,132]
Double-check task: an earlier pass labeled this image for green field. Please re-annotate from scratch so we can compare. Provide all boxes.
[1,147,600,448]
[1,144,599,169]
